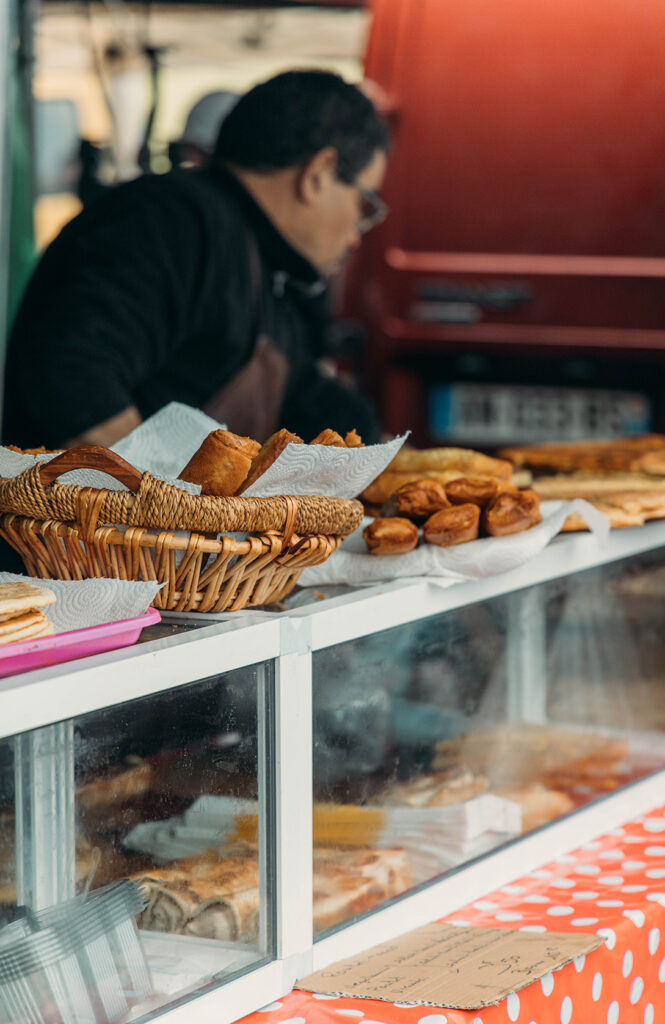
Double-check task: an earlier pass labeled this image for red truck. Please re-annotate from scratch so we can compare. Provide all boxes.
[341,0,665,446]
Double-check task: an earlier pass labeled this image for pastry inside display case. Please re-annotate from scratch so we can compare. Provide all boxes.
[310,548,665,934]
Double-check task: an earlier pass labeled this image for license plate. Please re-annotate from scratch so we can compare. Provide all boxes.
[429,383,651,444]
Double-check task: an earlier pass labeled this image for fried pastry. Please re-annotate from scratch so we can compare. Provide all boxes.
[236,428,304,494]
[393,479,450,520]
[310,428,346,447]
[422,503,480,547]
[363,517,419,555]
[180,430,261,496]
[344,429,364,448]
[483,489,542,537]
[4,444,63,455]
[445,476,504,507]
[361,469,466,505]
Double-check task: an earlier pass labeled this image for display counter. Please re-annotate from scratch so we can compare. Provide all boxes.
[2,523,665,1023]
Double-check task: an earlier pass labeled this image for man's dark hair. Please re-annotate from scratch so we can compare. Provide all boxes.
[213,69,390,182]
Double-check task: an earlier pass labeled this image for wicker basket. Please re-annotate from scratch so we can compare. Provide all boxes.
[0,446,363,612]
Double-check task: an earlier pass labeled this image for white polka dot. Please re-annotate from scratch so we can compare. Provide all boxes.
[597,927,617,949]
[573,955,585,972]
[312,996,339,1001]
[501,886,526,896]
[573,891,599,900]
[623,861,647,871]
[521,925,547,933]
[649,927,660,954]
[623,950,634,977]
[647,892,665,904]
[560,996,572,1024]
[394,1005,419,1009]
[597,900,623,908]
[623,909,646,928]
[336,1013,365,1018]
[550,879,576,889]
[547,906,574,916]
[659,956,665,982]
[363,1020,389,1024]
[473,1018,484,1024]
[598,875,624,886]
[600,850,624,860]
[448,920,470,927]
[623,885,648,893]
[530,869,552,879]
[540,972,554,995]
[645,1005,654,1024]
[258,1004,283,1013]
[496,911,523,922]
[645,846,665,857]
[277,1018,306,1024]
[507,993,520,1021]
[571,917,599,926]
[557,855,577,864]
[625,836,649,844]
[644,819,665,833]
[607,1001,619,1024]
[473,900,498,911]
[646,868,665,879]
[418,1015,448,1024]
[630,977,645,1004]
[523,894,550,903]
[576,864,601,875]
[592,972,602,1001]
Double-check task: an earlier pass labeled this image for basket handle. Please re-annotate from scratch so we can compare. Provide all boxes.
[38,445,144,491]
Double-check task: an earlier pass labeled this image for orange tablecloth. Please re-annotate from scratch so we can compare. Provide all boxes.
[241,804,665,1024]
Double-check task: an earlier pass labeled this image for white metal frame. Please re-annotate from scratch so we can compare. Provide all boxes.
[4,522,665,1022]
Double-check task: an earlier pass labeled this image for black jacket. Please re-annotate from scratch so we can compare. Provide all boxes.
[3,166,379,448]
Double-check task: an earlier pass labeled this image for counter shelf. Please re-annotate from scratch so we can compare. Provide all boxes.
[1,522,665,1023]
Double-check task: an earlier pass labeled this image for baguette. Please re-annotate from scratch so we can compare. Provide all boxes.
[392,447,512,480]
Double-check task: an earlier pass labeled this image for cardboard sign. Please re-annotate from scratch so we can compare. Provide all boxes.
[297,923,603,1010]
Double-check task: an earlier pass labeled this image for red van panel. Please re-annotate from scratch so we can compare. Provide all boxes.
[345,0,665,442]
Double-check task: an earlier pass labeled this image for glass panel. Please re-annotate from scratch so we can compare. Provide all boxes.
[0,663,273,1022]
[0,738,16,929]
[312,551,665,936]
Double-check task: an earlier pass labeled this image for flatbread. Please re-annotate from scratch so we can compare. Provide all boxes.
[0,611,45,635]
[0,618,54,646]
[0,582,56,617]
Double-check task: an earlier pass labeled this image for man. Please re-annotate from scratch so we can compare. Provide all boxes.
[3,70,390,449]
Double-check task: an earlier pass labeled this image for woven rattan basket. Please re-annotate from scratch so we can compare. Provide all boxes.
[0,446,363,612]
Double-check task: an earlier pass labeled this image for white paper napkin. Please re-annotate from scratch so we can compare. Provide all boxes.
[0,573,161,633]
[0,402,213,493]
[0,402,406,501]
[242,433,407,498]
[299,499,609,588]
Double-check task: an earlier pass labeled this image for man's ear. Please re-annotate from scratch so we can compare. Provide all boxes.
[296,147,338,206]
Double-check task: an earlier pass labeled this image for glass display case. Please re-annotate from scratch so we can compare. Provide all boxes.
[311,549,665,938]
[2,524,665,1022]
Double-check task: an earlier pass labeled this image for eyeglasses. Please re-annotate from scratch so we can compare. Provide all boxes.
[355,183,389,234]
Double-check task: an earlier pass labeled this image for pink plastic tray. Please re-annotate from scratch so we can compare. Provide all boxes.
[0,607,162,678]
